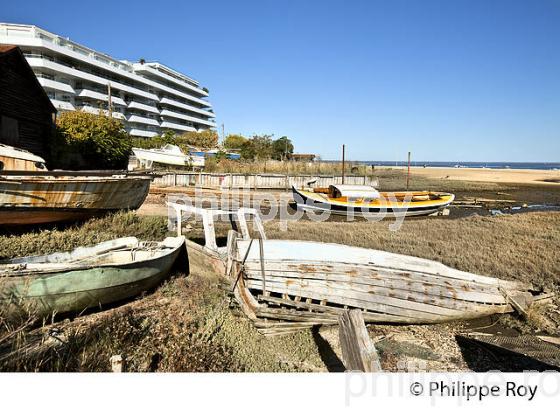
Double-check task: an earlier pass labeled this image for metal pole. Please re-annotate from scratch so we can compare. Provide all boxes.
[107,82,112,117]
[342,144,346,184]
[406,151,411,190]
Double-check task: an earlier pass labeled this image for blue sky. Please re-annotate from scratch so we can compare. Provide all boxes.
[3,0,559,161]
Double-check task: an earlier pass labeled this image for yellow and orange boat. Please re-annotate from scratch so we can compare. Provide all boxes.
[292,184,454,217]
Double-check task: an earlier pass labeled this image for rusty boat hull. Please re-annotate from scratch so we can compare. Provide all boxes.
[0,171,152,225]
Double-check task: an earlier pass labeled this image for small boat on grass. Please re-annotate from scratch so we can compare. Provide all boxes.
[0,236,186,320]
[168,203,551,336]
[292,184,454,217]
[0,144,152,225]
[132,144,205,169]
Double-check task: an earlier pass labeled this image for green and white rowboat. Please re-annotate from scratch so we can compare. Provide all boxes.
[0,236,186,320]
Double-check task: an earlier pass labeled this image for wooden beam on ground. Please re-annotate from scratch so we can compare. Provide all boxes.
[338,309,382,372]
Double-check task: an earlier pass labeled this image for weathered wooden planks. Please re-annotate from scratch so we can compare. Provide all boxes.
[243,268,508,305]
[338,310,382,372]
[243,260,516,298]
[245,278,513,322]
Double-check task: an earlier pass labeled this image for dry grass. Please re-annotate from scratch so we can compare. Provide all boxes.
[0,274,327,372]
[1,209,559,372]
[265,212,560,286]
[0,212,169,260]
[208,159,371,176]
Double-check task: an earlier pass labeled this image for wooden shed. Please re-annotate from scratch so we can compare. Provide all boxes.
[0,45,56,160]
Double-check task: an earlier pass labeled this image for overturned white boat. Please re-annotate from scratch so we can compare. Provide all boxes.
[168,204,551,335]
[132,144,205,169]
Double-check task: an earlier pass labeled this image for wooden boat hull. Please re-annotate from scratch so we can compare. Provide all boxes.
[0,173,151,225]
[0,237,185,319]
[168,204,550,336]
[230,239,546,333]
[292,186,454,217]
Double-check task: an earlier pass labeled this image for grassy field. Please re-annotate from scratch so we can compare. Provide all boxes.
[1,207,559,372]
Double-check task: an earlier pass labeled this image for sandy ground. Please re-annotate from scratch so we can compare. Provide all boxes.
[378,166,560,185]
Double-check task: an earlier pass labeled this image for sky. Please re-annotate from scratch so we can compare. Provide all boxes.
[2,0,559,161]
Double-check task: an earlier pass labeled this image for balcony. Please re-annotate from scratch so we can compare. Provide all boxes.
[133,63,208,97]
[160,109,216,127]
[78,105,126,120]
[2,29,213,111]
[50,99,75,111]
[37,78,75,94]
[127,101,160,114]
[159,97,216,118]
[127,115,160,126]
[76,89,127,106]
[160,121,196,132]
[129,129,159,138]
[26,57,159,101]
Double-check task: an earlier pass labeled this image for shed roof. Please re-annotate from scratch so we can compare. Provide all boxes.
[0,45,57,114]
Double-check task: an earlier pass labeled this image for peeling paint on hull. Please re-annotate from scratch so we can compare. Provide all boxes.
[0,174,151,225]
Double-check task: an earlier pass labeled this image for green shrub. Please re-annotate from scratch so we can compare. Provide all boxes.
[51,111,132,170]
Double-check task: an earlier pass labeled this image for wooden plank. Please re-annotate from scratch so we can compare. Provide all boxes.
[243,259,522,292]
[244,280,512,322]
[245,278,469,316]
[499,288,532,318]
[338,310,382,372]
[239,255,524,290]
[243,260,505,294]
[256,309,338,324]
[243,269,506,305]
[257,294,418,323]
[248,280,445,321]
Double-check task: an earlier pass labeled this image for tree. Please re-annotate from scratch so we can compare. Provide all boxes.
[179,129,218,148]
[246,135,273,161]
[223,134,248,150]
[131,129,176,150]
[52,111,131,170]
[271,136,294,161]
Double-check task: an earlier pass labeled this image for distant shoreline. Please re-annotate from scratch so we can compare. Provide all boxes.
[376,165,560,185]
[321,160,560,171]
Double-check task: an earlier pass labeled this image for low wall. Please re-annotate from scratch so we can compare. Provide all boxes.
[152,173,379,189]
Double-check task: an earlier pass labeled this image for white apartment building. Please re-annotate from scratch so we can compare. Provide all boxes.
[0,23,215,138]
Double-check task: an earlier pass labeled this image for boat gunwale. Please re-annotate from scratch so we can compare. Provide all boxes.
[293,186,454,209]
[0,237,185,277]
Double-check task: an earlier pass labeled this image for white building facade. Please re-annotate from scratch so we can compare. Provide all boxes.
[0,23,215,138]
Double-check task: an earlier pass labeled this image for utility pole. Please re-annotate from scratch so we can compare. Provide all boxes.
[221,123,225,144]
[342,144,346,184]
[107,82,113,118]
[406,151,411,190]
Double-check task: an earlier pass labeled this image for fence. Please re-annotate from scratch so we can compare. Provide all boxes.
[152,173,379,190]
